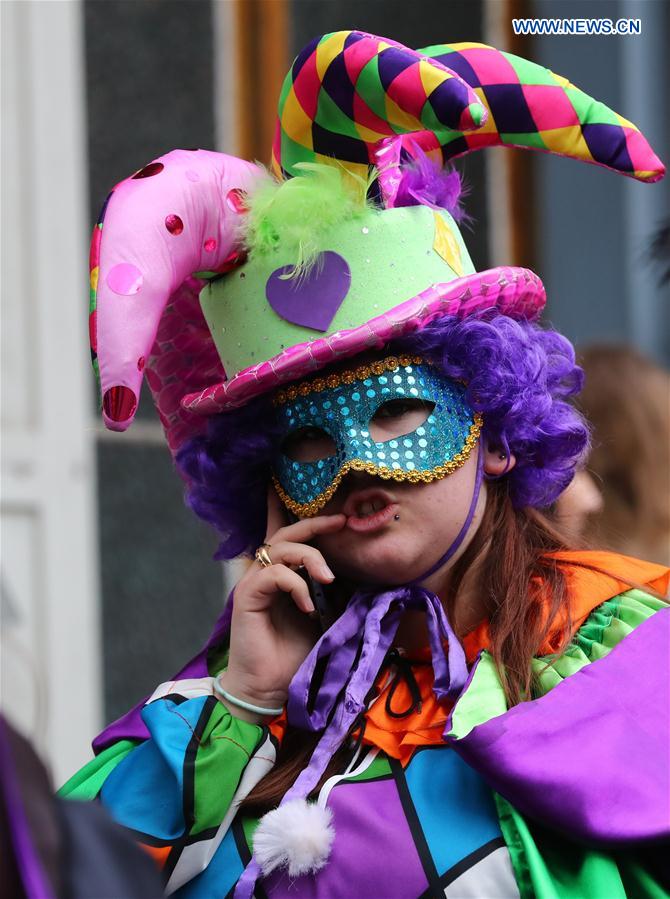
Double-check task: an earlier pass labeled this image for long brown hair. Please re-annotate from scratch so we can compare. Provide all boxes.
[241,481,577,815]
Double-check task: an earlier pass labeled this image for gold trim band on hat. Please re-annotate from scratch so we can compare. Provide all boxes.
[272,412,483,517]
[273,355,425,405]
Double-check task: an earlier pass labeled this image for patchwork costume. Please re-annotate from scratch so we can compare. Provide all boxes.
[65,31,669,899]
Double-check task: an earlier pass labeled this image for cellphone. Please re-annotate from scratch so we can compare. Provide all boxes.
[287,511,334,633]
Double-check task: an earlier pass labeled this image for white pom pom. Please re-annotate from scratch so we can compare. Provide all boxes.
[252,799,335,877]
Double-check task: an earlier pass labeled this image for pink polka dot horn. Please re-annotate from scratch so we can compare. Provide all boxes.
[89,149,263,444]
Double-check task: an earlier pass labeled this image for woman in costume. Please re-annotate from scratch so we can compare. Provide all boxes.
[63,32,669,899]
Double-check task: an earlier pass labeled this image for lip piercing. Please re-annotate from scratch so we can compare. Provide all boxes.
[394,514,400,520]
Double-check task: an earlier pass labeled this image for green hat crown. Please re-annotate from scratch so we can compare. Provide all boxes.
[200,165,475,379]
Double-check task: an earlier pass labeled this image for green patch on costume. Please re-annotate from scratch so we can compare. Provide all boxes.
[446,588,666,742]
[496,794,668,899]
[191,691,267,836]
[241,815,260,850]
[58,739,138,800]
[345,752,392,783]
[532,589,667,694]
[443,652,509,741]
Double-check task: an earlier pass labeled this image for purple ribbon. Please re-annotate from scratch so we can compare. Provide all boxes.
[233,586,468,898]
[408,448,484,584]
[289,586,467,732]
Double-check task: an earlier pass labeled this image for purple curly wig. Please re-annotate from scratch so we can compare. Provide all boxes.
[176,312,589,561]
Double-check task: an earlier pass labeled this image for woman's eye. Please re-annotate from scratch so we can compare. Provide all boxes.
[369,399,434,441]
[281,427,337,462]
[373,400,418,419]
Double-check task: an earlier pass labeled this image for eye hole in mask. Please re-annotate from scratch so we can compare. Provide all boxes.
[368,398,435,442]
[280,398,436,463]
[281,426,337,463]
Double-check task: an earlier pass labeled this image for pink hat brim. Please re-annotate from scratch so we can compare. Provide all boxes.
[181,265,544,417]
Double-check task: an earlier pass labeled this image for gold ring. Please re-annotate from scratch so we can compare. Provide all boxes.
[254,543,273,568]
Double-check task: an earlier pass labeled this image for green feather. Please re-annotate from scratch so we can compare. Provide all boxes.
[244,163,375,279]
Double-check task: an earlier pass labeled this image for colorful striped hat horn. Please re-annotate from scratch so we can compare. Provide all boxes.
[273,31,664,183]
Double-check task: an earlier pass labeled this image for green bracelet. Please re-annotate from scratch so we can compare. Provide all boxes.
[213,672,284,717]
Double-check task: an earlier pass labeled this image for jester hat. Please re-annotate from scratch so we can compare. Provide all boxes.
[90,31,665,453]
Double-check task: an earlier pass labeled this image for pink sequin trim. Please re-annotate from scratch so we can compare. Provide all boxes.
[181,266,545,417]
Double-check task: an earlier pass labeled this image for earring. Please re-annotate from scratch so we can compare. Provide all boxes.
[498,452,507,460]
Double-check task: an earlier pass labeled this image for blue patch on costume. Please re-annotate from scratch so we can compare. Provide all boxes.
[101,695,209,841]
[404,747,502,875]
[176,828,244,898]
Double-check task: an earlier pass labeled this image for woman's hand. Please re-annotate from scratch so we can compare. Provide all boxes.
[219,488,345,722]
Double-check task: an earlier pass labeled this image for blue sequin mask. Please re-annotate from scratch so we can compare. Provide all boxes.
[272,356,482,516]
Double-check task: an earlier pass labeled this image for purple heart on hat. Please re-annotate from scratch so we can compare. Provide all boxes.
[265,251,351,332]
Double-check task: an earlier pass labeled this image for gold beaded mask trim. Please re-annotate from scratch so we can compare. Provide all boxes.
[273,356,483,517]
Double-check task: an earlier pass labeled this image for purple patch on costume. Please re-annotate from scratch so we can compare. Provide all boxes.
[265,251,351,332]
[262,777,429,898]
[448,608,670,845]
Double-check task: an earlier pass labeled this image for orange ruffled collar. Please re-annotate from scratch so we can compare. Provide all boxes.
[359,551,669,766]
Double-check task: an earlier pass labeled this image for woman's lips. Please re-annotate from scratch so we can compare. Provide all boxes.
[345,501,400,533]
